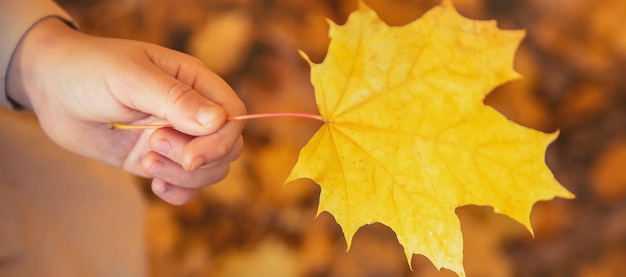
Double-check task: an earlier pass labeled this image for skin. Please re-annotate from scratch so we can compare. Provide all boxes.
[7,17,246,205]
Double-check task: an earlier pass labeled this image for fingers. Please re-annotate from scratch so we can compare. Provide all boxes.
[182,124,244,171]
[151,178,201,206]
[129,45,245,136]
[147,127,194,165]
[143,151,229,206]
[114,44,245,136]
[128,44,247,205]
[142,124,242,205]
[142,149,235,188]
[125,59,226,136]
[147,126,243,171]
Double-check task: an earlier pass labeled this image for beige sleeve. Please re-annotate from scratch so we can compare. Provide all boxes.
[0,0,76,110]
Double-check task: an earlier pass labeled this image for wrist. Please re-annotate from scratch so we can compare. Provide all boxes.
[7,17,78,111]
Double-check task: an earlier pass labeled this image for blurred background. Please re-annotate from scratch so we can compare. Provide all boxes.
[55,0,626,276]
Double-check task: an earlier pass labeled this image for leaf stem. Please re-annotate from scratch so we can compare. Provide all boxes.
[109,112,324,130]
[229,112,324,122]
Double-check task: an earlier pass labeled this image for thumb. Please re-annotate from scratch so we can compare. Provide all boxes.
[119,47,228,136]
[146,77,227,136]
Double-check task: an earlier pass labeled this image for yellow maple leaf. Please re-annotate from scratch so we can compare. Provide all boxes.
[286,1,574,276]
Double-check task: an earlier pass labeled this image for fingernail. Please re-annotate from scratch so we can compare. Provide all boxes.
[153,139,172,155]
[189,156,205,171]
[148,159,164,178]
[196,105,221,128]
[160,182,173,195]
[154,180,172,195]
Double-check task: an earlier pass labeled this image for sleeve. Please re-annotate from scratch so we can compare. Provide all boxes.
[0,0,76,110]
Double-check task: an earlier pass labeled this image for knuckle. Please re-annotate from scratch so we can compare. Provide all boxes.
[187,55,204,66]
[164,82,195,109]
[211,143,231,161]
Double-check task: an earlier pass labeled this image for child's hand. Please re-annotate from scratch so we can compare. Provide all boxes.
[7,18,246,205]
